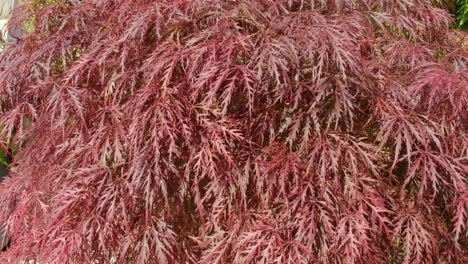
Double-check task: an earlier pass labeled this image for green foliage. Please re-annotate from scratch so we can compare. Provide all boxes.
[456,0,468,29]
[0,148,7,166]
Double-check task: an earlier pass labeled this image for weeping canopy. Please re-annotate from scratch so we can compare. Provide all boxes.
[0,1,466,264]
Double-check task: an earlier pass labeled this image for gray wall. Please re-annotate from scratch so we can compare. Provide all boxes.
[0,0,17,18]
[0,0,23,42]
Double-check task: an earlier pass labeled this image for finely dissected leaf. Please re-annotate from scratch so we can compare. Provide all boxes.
[0,0,466,263]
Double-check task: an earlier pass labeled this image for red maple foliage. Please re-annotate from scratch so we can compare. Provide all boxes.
[0,0,466,263]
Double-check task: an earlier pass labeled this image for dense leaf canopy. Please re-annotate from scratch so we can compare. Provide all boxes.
[0,0,466,263]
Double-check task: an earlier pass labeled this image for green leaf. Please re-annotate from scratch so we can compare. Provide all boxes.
[0,148,8,166]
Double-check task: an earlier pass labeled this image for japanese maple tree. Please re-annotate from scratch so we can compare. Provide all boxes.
[0,0,466,263]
